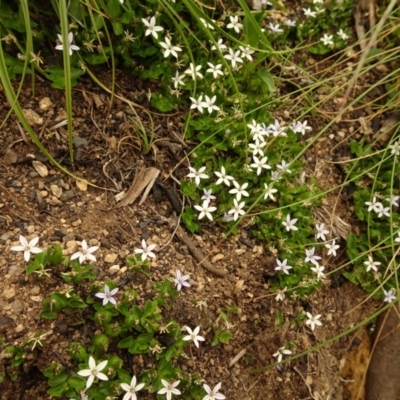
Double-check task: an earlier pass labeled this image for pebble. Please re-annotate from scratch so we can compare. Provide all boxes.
[63,233,75,243]
[26,225,35,234]
[3,287,16,300]
[12,300,24,315]
[211,254,224,263]
[30,295,43,302]
[30,286,40,295]
[60,190,75,202]
[15,323,24,332]
[1,232,12,241]
[100,238,111,249]
[50,184,62,198]
[0,316,13,330]
[72,219,82,227]
[105,253,118,263]
[39,97,53,110]
[109,265,120,274]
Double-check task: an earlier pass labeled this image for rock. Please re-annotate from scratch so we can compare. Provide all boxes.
[12,300,23,315]
[32,161,48,177]
[30,296,43,303]
[23,109,43,125]
[50,184,62,198]
[26,225,35,234]
[0,232,12,241]
[71,219,82,227]
[100,238,111,249]
[212,254,224,263]
[63,233,75,243]
[76,180,87,192]
[109,265,120,274]
[105,253,118,263]
[3,287,15,300]
[15,323,24,332]
[0,316,13,330]
[60,190,75,202]
[39,97,53,110]
[30,286,40,295]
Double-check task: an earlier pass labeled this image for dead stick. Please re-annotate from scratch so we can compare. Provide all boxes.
[175,227,227,277]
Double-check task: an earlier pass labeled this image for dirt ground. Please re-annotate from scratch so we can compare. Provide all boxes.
[0,61,386,400]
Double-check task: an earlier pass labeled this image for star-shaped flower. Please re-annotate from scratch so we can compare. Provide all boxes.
[71,240,99,264]
[142,16,164,39]
[311,264,325,279]
[187,166,209,186]
[172,71,185,89]
[159,37,182,58]
[173,269,191,291]
[325,239,340,256]
[202,382,226,400]
[228,198,245,221]
[77,356,108,389]
[275,287,287,302]
[226,15,243,33]
[268,23,283,33]
[337,29,349,40]
[305,312,322,331]
[303,8,317,17]
[55,32,80,56]
[273,346,292,363]
[383,288,396,303]
[194,201,217,221]
[182,326,205,348]
[276,160,291,174]
[206,62,224,79]
[365,196,383,213]
[364,255,381,272]
[315,223,329,241]
[201,95,220,114]
[95,284,119,306]
[321,33,334,46]
[224,48,243,68]
[185,63,203,80]
[263,183,278,201]
[291,120,312,135]
[214,166,234,186]
[10,235,42,262]
[201,188,216,202]
[190,95,205,113]
[275,258,293,275]
[282,214,298,232]
[120,375,145,400]
[157,380,181,400]
[239,45,255,61]
[304,247,322,266]
[134,239,156,261]
[250,155,271,175]
[229,181,249,201]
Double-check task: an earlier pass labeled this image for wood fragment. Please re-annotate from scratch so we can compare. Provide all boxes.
[229,348,247,367]
[175,226,227,277]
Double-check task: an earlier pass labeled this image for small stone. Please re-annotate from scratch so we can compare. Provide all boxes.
[105,253,118,263]
[0,316,13,330]
[109,265,120,274]
[23,109,43,125]
[39,97,53,111]
[30,296,43,303]
[60,190,75,202]
[211,254,224,263]
[12,300,24,315]
[50,184,63,198]
[1,232,12,241]
[32,161,48,177]
[26,225,35,234]
[40,190,48,197]
[30,286,40,295]
[71,219,82,227]
[15,323,24,332]
[76,180,88,192]
[63,233,75,243]
[100,238,111,249]
[3,287,15,300]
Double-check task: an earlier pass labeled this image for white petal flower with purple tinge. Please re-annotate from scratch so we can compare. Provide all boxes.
[383,288,396,303]
[305,312,322,331]
[172,71,185,89]
[187,166,209,186]
[275,287,287,302]
[202,382,226,400]
[201,188,216,202]
[304,247,322,266]
[134,239,156,261]
[239,45,255,61]
[315,223,329,241]
[273,346,292,363]
[325,239,340,256]
[77,356,108,389]
[194,201,217,221]
[201,95,220,114]
[263,183,278,201]
[311,264,325,279]
[71,240,99,264]
[250,155,271,175]
[291,120,312,135]
[142,16,164,39]
[228,198,245,221]
[55,32,80,56]
[182,326,205,348]
[159,37,182,58]
[275,258,293,275]
[173,269,191,291]
[157,380,181,400]
[282,214,298,232]
[95,284,119,306]
[365,196,382,213]
[268,23,283,33]
[10,235,42,262]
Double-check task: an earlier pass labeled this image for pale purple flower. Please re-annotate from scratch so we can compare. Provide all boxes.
[173,270,191,291]
[282,214,298,232]
[275,258,293,275]
[273,346,292,363]
[187,166,209,185]
[325,239,340,256]
[315,223,329,241]
[304,247,322,266]
[95,284,119,306]
[383,288,396,303]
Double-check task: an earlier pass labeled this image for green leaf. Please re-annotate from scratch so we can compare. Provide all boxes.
[258,68,275,93]
[243,15,258,47]
[121,11,134,24]
[118,336,134,349]
[150,93,176,112]
[346,233,359,262]
[40,311,58,320]
[48,373,68,387]
[112,21,123,35]
[218,331,232,344]
[48,383,68,397]
[181,206,200,233]
[107,0,121,17]
[84,53,109,65]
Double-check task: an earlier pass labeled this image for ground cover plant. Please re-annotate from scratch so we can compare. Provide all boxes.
[1,0,400,399]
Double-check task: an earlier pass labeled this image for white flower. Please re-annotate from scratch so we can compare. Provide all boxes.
[282,214,298,232]
[311,264,325,279]
[239,45,255,61]
[134,239,156,261]
[266,119,286,136]
[95,284,119,306]
[71,240,99,264]
[228,198,246,221]
[157,380,181,400]
[142,16,164,39]
[395,231,400,243]
[10,235,42,262]
[315,223,329,241]
[247,119,260,133]
[364,255,381,272]
[305,312,322,331]
[194,201,217,221]
[223,212,235,222]
[285,19,296,27]
[268,23,283,33]
[226,15,243,33]
[386,195,399,207]
[275,258,293,275]
[182,326,205,348]
[187,166,209,186]
[229,181,250,201]
[201,95,220,114]
[55,32,80,56]
[77,356,108,389]
[173,270,191,291]
[159,37,182,58]
[190,95,205,113]
[271,170,282,181]
[337,29,349,40]
[224,48,243,68]
[389,140,400,156]
[305,248,322,266]
[263,183,278,201]
[250,155,271,175]
[120,376,145,400]
[172,71,185,89]
[273,346,292,363]
[215,166,234,186]
[276,160,291,173]
[201,188,216,202]
[383,288,396,303]
[211,38,227,52]
[291,120,312,135]
[185,63,203,80]
[303,8,317,17]
[365,196,383,213]
[325,239,340,256]
[275,287,287,301]
[321,33,334,46]
[202,382,226,400]
[249,139,266,156]
[206,62,224,79]
[199,17,215,30]
[377,205,390,218]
